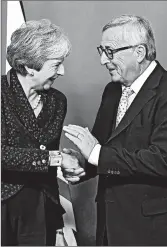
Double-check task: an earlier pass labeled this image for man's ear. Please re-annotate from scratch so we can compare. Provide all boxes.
[25,66,35,76]
[135,44,147,63]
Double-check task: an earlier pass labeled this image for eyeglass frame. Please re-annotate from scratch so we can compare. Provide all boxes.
[97,44,147,60]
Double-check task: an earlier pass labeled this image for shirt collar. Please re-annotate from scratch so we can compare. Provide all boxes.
[122,60,157,94]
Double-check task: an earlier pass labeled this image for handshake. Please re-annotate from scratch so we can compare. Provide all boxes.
[55,124,98,183]
[61,148,86,183]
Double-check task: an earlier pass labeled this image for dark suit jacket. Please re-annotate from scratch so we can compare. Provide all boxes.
[90,62,167,245]
[1,69,66,211]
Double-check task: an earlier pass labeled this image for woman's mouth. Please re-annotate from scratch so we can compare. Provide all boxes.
[50,77,57,82]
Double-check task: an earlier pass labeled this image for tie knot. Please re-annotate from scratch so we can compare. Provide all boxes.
[122,86,134,97]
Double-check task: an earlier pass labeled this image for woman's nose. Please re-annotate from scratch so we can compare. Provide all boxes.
[57,64,65,76]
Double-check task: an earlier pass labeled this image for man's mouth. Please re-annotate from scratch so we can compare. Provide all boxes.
[109,69,116,74]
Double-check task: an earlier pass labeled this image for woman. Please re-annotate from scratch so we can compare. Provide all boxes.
[1,19,81,246]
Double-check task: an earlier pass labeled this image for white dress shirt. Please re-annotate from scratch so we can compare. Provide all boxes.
[88,60,157,166]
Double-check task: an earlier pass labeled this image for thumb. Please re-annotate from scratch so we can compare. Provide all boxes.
[62,148,72,154]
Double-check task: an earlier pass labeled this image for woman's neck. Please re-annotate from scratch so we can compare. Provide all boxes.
[16,72,37,99]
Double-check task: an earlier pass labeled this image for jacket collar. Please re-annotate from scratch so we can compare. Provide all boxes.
[4,69,57,143]
[106,61,164,143]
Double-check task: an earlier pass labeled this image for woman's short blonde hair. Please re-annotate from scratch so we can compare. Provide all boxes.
[7,19,71,75]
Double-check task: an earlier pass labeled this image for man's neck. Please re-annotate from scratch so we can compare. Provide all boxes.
[139,60,151,77]
[125,60,151,87]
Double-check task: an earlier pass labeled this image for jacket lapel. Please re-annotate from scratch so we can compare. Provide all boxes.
[37,90,59,144]
[106,62,164,144]
[92,82,122,144]
[7,69,56,143]
[9,69,41,140]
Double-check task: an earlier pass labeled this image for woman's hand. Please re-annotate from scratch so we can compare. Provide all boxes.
[61,148,86,183]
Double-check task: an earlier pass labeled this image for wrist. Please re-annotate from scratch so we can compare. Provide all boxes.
[49,150,62,166]
[88,143,101,166]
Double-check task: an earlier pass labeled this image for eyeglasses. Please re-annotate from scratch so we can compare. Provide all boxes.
[97,45,139,60]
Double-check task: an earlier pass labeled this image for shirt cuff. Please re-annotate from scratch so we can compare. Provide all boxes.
[49,150,62,167]
[88,144,101,166]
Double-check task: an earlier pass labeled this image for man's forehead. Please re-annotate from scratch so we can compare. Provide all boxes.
[102,27,123,40]
[101,27,126,47]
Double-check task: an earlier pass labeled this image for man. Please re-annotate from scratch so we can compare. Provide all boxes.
[63,15,167,245]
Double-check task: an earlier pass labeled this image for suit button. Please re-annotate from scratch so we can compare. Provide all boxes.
[32,161,36,166]
[42,159,46,164]
[40,145,46,150]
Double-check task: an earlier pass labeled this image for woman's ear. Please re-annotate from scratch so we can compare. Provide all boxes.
[25,66,35,76]
[135,45,147,63]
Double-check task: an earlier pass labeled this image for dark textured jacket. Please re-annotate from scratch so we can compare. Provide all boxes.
[87,62,167,245]
[1,68,67,208]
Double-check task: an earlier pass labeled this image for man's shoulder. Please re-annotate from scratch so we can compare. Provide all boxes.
[102,82,121,98]
[158,68,167,97]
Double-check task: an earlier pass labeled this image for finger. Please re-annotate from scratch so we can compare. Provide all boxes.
[62,148,72,154]
[63,168,75,173]
[65,133,81,148]
[66,177,80,183]
[68,148,78,155]
[66,172,85,178]
[66,125,92,140]
[72,168,85,175]
[64,168,85,176]
[78,171,86,177]
[64,125,86,136]
[63,171,77,177]
[68,125,87,135]
[68,124,85,130]
[63,127,79,137]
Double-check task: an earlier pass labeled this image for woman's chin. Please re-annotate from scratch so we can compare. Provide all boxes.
[43,84,51,90]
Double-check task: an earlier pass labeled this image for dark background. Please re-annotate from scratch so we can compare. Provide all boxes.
[2,1,167,245]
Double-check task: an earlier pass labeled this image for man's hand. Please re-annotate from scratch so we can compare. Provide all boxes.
[63,125,98,160]
[61,152,80,170]
[62,148,86,183]
[63,148,85,167]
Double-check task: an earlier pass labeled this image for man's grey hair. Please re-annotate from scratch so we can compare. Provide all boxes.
[7,19,71,76]
[102,15,156,61]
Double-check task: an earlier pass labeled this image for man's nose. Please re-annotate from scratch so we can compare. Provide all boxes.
[57,64,65,76]
[100,52,110,65]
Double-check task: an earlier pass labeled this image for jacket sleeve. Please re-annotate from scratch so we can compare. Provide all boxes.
[97,93,167,178]
[81,85,111,180]
[1,99,50,173]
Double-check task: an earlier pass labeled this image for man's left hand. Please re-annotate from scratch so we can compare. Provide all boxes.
[63,125,98,160]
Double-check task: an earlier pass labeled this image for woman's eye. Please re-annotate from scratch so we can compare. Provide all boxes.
[53,64,61,68]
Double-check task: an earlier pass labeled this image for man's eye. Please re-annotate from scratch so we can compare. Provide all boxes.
[107,49,113,55]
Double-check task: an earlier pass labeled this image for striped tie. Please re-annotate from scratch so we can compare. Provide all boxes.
[116,86,134,128]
